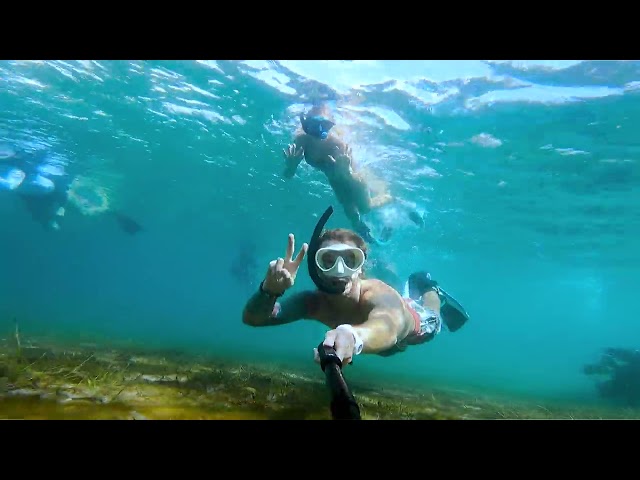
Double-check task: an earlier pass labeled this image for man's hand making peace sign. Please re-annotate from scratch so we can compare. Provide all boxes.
[261,233,308,297]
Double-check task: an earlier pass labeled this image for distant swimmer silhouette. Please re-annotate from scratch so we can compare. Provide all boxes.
[230,239,259,289]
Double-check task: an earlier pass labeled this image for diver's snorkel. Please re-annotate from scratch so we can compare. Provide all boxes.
[307,206,348,295]
[300,113,335,140]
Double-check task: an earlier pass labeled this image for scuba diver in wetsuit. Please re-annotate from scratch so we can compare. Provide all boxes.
[0,144,144,234]
[242,205,470,365]
[0,145,70,230]
[584,347,640,407]
[281,103,425,245]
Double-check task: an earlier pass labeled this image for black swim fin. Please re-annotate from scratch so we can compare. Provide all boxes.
[354,221,379,245]
[111,211,144,235]
[378,226,393,243]
[408,210,425,228]
[438,287,469,332]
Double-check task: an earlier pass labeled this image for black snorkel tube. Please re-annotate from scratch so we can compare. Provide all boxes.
[307,206,347,295]
[317,342,362,420]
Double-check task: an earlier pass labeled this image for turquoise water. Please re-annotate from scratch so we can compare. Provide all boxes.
[1,60,639,408]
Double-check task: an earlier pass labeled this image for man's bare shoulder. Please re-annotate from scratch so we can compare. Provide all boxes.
[361,278,396,291]
[267,288,326,325]
[360,279,403,306]
[285,289,325,316]
[293,130,309,145]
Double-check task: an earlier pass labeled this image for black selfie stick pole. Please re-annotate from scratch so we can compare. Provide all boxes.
[317,342,361,420]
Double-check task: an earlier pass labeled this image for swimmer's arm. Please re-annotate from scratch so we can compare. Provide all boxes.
[291,132,306,150]
[352,293,411,354]
[283,160,302,179]
[242,289,312,327]
[331,137,356,171]
[283,133,306,179]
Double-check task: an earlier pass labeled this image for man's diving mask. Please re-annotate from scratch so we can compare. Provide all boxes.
[300,114,335,140]
[315,243,365,278]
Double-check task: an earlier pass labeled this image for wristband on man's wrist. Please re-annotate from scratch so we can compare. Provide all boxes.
[336,324,364,355]
[259,280,283,299]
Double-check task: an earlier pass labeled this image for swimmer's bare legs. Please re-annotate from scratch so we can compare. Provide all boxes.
[421,290,441,316]
[342,203,363,230]
[342,203,376,243]
[344,169,393,213]
[369,192,393,209]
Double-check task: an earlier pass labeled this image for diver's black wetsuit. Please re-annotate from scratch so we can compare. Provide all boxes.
[1,149,72,230]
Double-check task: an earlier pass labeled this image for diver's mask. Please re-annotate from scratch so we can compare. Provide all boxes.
[315,243,366,279]
[307,206,367,295]
[300,114,335,140]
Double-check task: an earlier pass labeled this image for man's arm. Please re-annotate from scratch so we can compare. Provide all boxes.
[283,134,306,179]
[242,287,313,327]
[351,291,413,354]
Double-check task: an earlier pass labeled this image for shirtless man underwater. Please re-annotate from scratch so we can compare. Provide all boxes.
[282,103,424,245]
[242,206,469,365]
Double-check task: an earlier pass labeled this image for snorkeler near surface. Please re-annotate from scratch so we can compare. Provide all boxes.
[281,102,425,245]
[583,347,640,407]
[0,145,143,235]
[242,206,470,366]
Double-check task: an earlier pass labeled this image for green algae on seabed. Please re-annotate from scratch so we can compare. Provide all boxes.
[1,333,640,420]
